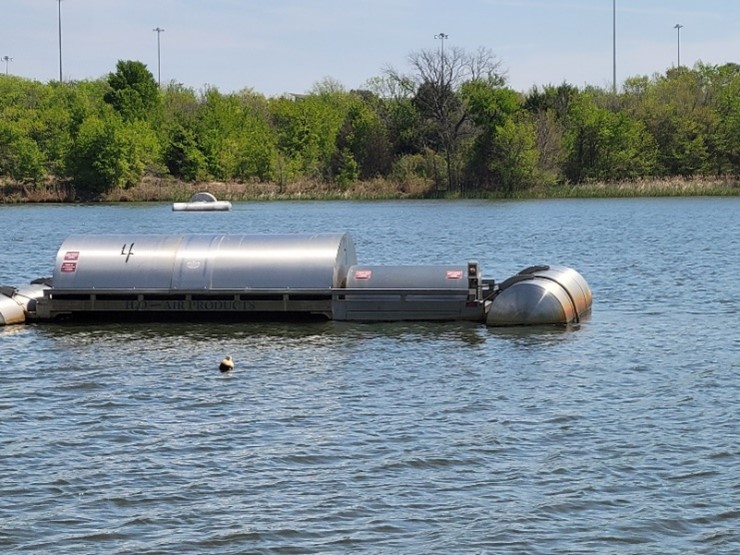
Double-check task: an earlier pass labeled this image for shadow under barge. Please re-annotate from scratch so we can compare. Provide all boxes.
[0,233,591,327]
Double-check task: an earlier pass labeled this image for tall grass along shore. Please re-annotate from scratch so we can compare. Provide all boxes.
[1,176,738,204]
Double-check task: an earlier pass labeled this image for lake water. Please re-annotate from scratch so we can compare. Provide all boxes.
[1,198,738,554]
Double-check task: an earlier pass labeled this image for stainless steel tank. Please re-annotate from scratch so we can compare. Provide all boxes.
[52,233,357,291]
[0,282,51,325]
[486,265,592,326]
[345,265,472,295]
[0,288,25,325]
[335,264,487,322]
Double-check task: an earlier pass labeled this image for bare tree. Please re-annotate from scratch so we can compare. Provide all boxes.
[466,46,507,86]
[384,46,506,192]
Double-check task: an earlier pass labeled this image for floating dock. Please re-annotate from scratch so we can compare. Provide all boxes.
[0,233,591,327]
[172,192,232,212]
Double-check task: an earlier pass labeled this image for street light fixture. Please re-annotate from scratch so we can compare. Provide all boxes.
[153,27,165,87]
[674,23,684,67]
[2,56,13,76]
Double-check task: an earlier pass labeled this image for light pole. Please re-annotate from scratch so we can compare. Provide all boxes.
[674,23,684,67]
[434,32,448,84]
[57,0,63,81]
[434,32,448,58]
[153,27,165,87]
[2,56,12,75]
[612,0,617,93]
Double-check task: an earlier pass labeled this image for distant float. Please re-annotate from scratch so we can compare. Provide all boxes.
[172,192,232,212]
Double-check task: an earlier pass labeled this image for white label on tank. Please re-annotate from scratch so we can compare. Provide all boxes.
[186,260,202,270]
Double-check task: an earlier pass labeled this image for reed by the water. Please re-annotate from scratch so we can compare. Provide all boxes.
[1,176,738,203]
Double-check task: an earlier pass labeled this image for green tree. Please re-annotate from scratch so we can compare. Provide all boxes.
[524,82,579,119]
[623,67,714,176]
[192,87,276,182]
[699,63,740,175]
[159,83,206,181]
[104,60,160,122]
[364,75,425,158]
[333,92,392,181]
[269,89,348,182]
[0,121,46,183]
[462,80,528,191]
[69,113,160,195]
[163,124,207,181]
[713,79,740,175]
[564,94,658,182]
[488,117,539,193]
[0,78,50,183]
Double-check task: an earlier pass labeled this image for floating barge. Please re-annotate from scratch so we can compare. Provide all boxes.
[172,192,232,212]
[0,233,591,327]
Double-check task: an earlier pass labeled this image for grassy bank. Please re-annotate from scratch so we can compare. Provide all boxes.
[1,176,739,204]
[519,177,740,199]
[0,177,434,203]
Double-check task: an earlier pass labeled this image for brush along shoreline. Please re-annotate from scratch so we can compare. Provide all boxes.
[1,176,738,204]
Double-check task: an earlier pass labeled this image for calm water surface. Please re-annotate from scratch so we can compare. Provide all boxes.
[1,198,738,554]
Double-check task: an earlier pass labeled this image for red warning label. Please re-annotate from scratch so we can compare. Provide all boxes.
[445,270,463,279]
[354,270,372,279]
[64,251,80,261]
[61,262,77,273]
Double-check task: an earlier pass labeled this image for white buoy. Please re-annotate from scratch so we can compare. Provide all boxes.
[219,356,234,373]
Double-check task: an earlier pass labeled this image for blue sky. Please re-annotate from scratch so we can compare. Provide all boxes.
[2,1,739,96]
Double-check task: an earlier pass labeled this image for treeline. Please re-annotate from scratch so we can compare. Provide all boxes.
[1,49,740,199]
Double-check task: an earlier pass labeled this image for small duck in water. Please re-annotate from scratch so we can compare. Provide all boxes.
[219,356,234,373]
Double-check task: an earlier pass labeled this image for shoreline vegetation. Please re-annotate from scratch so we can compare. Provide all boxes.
[1,176,739,204]
[4,57,740,205]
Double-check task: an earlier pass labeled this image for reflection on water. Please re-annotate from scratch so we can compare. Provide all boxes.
[485,322,583,346]
[36,319,498,347]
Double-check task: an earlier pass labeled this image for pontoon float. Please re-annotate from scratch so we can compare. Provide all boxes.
[0,233,591,327]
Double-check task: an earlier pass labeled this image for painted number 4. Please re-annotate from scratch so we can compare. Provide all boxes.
[121,243,135,262]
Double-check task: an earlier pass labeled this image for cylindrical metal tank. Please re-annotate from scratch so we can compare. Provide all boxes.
[337,264,486,322]
[486,265,592,326]
[346,265,471,295]
[0,282,51,325]
[52,233,357,291]
[0,288,25,325]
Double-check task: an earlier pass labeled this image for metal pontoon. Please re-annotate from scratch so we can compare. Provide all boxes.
[0,233,592,327]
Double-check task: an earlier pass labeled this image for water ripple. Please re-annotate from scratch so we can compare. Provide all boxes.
[1,199,739,553]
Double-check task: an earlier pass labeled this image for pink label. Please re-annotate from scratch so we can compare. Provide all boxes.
[61,262,77,273]
[445,270,463,279]
[354,270,372,280]
[64,251,80,261]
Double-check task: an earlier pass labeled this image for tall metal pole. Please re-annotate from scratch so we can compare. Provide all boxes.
[57,0,63,81]
[612,0,616,93]
[153,27,165,86]
[674,24,684,67]
[434,32,448,84]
